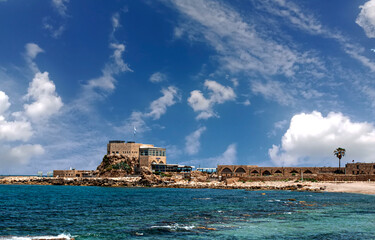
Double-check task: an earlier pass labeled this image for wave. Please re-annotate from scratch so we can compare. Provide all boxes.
[150,223,195,231]
[0,233,73,240]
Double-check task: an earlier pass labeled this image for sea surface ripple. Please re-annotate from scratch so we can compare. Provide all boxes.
[0,185,374,239]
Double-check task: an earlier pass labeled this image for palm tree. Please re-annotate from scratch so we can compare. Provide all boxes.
[334,147,346,172]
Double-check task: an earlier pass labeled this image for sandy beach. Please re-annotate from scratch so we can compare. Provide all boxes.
[314,181,375,195]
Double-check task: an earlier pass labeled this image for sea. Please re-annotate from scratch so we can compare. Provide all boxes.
[0,185,374,240]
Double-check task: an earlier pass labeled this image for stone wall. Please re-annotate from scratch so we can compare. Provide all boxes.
[217,163,375,181]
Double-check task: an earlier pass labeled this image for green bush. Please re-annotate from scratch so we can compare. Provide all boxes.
[112,162,131,173]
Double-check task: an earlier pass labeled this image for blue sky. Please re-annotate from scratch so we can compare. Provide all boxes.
[2,0,375,174]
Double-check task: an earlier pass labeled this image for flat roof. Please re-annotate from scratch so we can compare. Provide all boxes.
[140,146,165,149]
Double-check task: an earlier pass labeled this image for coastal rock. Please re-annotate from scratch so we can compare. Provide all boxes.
[225,178,239,185]
[96,154,138,176]
[140,166,152,175]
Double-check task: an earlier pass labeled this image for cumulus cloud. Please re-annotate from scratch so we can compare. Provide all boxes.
[0,116,33,142]
[251,80,295,106]
[0,91,33,142]
[0,144,44,167]
[356,0,375,38]
[149,72,167,83]
[269,111,375,167]
[185,126,206,155]
[188,80,236,119]
[146,86,181,120]
[0,91,11,115]
[23,72,63,122]
[181,143,237,168]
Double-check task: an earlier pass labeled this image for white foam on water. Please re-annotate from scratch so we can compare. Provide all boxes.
[150,223,195,231]
[0,233,72,240]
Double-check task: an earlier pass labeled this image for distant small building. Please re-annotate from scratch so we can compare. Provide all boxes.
[53,169,98,178]
[152,164,192,173]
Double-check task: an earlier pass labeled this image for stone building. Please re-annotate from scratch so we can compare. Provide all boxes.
[107,140,166,168]
[345,163,375,175]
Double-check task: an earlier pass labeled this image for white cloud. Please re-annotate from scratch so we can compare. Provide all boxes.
[43,18,65,39]
[168,0,318,77]
[25,43,44,73]
[25,43,44,60]
[149,72,167,83]
[260,0,375,72]
[356,0,375,38]
[188,80,236,120]
[274,119,288,130]
[87,43,132,91]
[112,12,120,32]
[0,144,44,167]
[0,116,33,142]
[52,0,69,17]
[146,86,181,120]
[23,72,63,122]
[230,78,239,87]
[181,143,237,168]
[116,111,150,137]
[301,89,324,99]
[241,99,251,106]
[0,91,33,142]
[0,91,11,115]
[269,111,375,167]
[251,80,294,106]
[185,126,206,155]
[109,43,131,73]
[118,86,180,136]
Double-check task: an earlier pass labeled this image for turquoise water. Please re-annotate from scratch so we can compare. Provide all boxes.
[0,185,375,239]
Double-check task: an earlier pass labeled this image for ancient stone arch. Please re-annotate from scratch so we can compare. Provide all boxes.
[151,161,157,164]
[290,170,299,174]
[235,167,246,173]
[251,170,259,174]
[262,170,271,176]
[303,169,312,174]
[222,168,233,174]
[275,170,282,174]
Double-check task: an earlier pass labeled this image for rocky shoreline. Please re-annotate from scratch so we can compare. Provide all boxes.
[0,175,326,192]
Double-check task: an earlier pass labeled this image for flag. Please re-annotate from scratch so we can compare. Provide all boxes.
[133,126,137,136]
